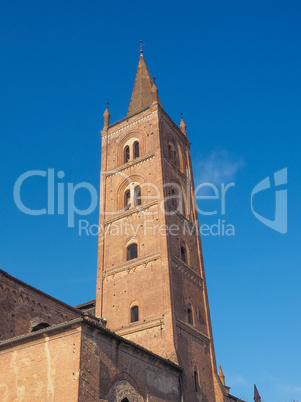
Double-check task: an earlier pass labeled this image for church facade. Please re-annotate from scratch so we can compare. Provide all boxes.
[0,51,256,402]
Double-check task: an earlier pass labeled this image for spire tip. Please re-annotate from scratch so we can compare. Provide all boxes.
[180,113,187,136]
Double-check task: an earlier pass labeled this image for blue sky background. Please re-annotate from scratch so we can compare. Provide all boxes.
[0,1,300,401]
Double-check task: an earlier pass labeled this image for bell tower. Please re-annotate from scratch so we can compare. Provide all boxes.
[95,49,228,401]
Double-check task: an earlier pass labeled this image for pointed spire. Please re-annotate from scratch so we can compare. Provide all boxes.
[151,78,159,104]
[254,385,261,402]
[127,45,160,116]
[219,365,225,386]
[103,103,110,129]
[180,113,187,136]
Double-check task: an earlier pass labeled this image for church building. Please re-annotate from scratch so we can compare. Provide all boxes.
[0,49,259,402]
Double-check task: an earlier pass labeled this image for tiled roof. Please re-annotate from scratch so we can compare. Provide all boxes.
[75,299,96,308]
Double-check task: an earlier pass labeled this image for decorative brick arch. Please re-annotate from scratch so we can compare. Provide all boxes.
[128,297,144,324]
[180,240,189,265]
[117,174,146,212]
[164,135,185,173]
[125,240,138,262]
[116,130,145,167]
[104,373,144,402]
[164,177,187,218]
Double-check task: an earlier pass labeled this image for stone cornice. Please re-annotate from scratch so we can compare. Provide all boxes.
[105,152,155,178]
[176,319,210,345]
[103,110,157,139]
[103,253,161,279]
[104,200,158,225]
[113,316,163,337]
[171,254,203,288]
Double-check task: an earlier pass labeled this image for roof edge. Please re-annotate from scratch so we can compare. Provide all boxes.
[0,269,83,316]
[0,317,182,372]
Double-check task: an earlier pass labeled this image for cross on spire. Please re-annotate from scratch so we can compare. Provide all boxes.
[139,40,144,54]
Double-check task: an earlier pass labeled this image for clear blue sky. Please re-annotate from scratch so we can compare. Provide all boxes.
[0,1,300,401]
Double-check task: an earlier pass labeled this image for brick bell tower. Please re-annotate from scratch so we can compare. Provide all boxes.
[95,48,228,401]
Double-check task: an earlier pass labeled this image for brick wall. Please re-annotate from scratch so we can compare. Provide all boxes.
[95,101,226,401]
[0,319,182,401]
[79,321,182,401]
[0,323,81,401]
[0,269,81,341]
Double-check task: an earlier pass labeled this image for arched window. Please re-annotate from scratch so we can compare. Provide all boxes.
[168,142,179,167]
[194,367,199,392]
[131,306,139,323]
[133,141,139,158]
[124,145,130,163]
[181,245,187,263]
[127,243,137,260]
[174,149,178,166]
[171,188,178,209]
[187,304,193,325]
[134,186,141,206]
[168,144,173,159]
[121,399,129,402]
[124,189,131,210]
